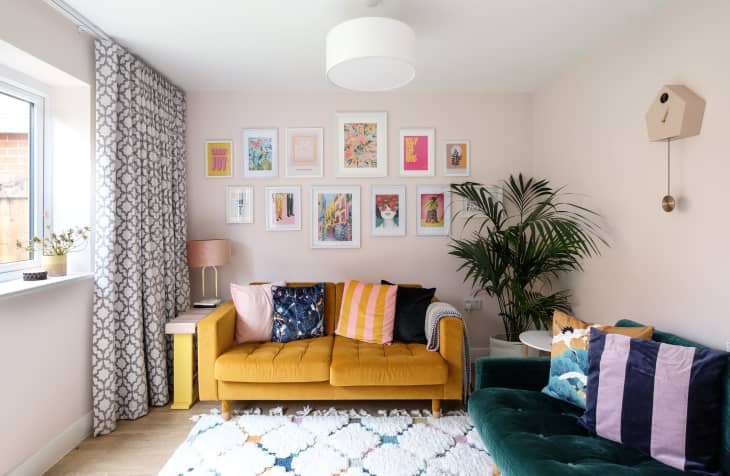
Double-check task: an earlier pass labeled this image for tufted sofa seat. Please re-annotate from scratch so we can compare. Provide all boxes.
[469,321,730,476]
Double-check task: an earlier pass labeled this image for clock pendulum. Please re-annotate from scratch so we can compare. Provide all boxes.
[661,138,675,212]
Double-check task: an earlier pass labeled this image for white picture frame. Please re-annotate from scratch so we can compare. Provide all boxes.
[399,128,435,177]
[311,186,361,248]
[243,128,278,178]
[336,112,388,178]
[444,140,470,177]
[226,186,254,224]
[371,185,406,237]
[416,185,451,236]
[285,127,323,178]
[458,185,502,217]
[265,186,302,231]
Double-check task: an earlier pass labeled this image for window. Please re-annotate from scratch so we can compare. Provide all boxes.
[0,81,44,277]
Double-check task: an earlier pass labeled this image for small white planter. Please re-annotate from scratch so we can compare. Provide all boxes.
[489,334,526,357]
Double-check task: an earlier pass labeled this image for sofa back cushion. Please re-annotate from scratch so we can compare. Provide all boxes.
[616,319,730,475]
[335,280,398,345]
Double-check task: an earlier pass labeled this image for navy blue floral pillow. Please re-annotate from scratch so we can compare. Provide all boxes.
[271,284,325,343]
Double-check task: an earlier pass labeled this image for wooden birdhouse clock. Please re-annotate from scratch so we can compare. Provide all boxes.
[645,85,706,212]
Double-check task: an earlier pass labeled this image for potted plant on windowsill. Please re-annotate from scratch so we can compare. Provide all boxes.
[449,174,606,357]
[16,225,90,277]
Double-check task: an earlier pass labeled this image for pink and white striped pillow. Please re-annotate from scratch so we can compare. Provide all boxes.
[335,280,398,344]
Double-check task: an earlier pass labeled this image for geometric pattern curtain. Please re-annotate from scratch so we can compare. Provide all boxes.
[92,39,190,436]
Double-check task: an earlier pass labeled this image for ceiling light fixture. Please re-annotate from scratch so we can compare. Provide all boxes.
[326,16,415,92]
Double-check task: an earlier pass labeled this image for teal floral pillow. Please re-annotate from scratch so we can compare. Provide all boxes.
[271,284,325,343]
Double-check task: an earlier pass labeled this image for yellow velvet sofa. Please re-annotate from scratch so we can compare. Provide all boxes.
[197,282,464,420]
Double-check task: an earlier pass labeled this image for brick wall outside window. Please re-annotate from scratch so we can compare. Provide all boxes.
[0,132,31,263]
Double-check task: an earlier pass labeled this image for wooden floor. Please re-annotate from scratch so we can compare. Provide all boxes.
[47,399,461,475]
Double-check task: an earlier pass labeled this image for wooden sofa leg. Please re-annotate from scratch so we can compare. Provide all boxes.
[431,399,441,418]
[221,400,231,421]
[492,464,501,476]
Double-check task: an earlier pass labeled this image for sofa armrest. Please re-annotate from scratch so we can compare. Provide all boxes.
[438,316,464,400]
[197,301,236,400]
[474,356,550,392]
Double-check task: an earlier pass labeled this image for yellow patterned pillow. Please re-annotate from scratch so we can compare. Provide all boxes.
[542,311,653,408]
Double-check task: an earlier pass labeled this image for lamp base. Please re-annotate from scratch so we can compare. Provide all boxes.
[193,297,222,308]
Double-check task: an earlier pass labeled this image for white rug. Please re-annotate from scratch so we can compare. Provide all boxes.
[159,407,493,476]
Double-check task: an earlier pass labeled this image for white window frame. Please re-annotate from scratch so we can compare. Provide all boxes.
[0,80,45,280]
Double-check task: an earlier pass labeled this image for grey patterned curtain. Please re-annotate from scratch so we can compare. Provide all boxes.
[92,39,190,436]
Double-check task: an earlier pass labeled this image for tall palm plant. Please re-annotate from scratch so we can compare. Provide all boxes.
[450,174,606,342]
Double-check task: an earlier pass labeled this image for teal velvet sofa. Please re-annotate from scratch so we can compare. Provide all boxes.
[468,320,730,475]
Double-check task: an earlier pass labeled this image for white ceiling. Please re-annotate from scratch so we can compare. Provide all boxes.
[64,0,670,93]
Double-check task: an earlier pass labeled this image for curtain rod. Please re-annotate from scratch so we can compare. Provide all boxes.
[43,0,112,41]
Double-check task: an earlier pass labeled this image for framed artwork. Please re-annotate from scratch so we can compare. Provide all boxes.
[204,140,233,178]
[265,186,302,231]
[336,112,387,178]
[311,186,360,248]
[243,128,278,178]
[371,185,406,237]
[444,140,470,176]
[285,127,323,177]
[459,185,502,217]
[416,185,451,236]
[400,128,435,177]
[226,186,253,224]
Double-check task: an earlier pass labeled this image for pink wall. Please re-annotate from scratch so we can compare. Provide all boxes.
[533,0,730,349]
[186,92,533,348]
[0,278,93,474]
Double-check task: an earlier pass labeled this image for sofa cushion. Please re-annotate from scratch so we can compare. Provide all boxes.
[215,335,333,383]
[381,280,436,344]
[335,280,397,345]
[231,281,285,344]
[271,283,325,343]
[543,311,653,408]
[329,335,448,386]
[580,328,728,474]
[469,387,688,476]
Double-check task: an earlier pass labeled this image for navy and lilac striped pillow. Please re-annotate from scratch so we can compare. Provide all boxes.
[580,328,728,474]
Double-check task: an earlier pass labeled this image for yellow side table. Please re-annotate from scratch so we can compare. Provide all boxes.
[165,308,212,409]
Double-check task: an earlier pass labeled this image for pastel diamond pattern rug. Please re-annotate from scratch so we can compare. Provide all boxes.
[158,408,493,476]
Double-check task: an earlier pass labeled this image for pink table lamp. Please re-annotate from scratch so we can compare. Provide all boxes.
[187,239,231,308]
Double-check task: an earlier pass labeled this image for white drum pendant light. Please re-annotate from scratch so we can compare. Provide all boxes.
[326,17,415,92]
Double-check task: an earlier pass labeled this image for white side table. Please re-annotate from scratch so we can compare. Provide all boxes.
[165,307,212,409]
[519,330,552,357]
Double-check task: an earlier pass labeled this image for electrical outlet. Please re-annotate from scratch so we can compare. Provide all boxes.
[464,299,482,311]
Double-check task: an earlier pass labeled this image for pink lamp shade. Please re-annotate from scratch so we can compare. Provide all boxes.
[187,239,231,268]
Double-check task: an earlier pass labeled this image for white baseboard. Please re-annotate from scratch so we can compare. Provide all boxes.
[8,411,92,476]
[469,346,490,362]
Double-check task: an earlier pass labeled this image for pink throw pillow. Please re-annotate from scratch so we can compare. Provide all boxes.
[231,282,285,343]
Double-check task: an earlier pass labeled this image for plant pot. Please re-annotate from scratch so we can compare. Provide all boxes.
[489,334,526,357]
[42,254,67,277]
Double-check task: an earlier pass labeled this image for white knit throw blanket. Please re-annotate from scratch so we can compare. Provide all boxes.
[425,302,470,401]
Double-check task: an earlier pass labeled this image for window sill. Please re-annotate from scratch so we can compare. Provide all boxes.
[0,273,93,300]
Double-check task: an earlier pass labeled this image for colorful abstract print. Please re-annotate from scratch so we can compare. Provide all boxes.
[271,284,325,343]
[248,136,273,171]
[317,193,352,242]
[343,122,377,168]
[580,329,729,474]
